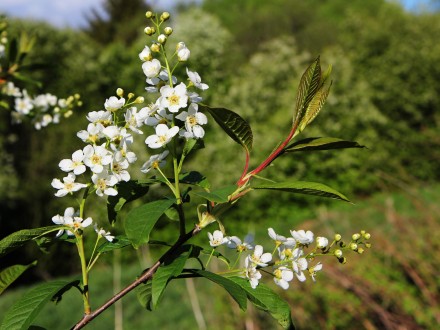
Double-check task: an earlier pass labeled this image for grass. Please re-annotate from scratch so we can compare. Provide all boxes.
[1,183,439,329]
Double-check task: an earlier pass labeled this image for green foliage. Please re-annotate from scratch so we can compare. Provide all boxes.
[0,261,37,295]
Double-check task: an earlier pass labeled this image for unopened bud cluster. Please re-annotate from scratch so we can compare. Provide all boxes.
[206,227,371,290]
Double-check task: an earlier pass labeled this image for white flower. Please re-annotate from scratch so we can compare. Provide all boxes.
[77,123,104,144]
[208,230,227,247]
[140,150,169,173]
[316,236,329,249]
[15,96,33,115]
[139,46,152,61]
[273,267,294,290]
[159,83,188,113]
[51,173,87,197]
[59,149,86,175]
[186,68,209,90]
[268,228,296,247]
[103,126,133,150]
[290,229,314,245]
[104,96,125,112]
[52,207,92,236]
[92,171,118,197]
[176,42,190,61]
[291,249,308,282]
[226,234,254,251]
[125,107,146,134]
[4,82,22,97]
[142,59,162,78]
[309,262,323,282]
[176,103,207,139]
[87,110,112,125]
[247,245,272,267]
[110,153,130,182]
[83,144,113,173]
[244,257,262,289]
[145,123,179,149]
[145,70,177,93]
[145,108,173,127]
[94,224,115,242]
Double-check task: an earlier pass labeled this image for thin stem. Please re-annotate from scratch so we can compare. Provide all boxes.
[87,236,102,271]
[205,249,215,267]
[71,225,202,330]
[76,234,91,315]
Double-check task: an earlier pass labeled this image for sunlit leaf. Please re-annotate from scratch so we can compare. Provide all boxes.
[0,280,71,330]
[0,226,62,258]
[107,179,153,224]
[191,185,236,203]
[97,236,132,253]
[191,270,247,311]
[0,261,37,295]
[252,180,350,202]
[228,277,295,330]
[298,83,331,132]
[124,199,175,248]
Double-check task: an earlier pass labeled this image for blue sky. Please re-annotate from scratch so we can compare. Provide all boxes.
[0,0,433,29]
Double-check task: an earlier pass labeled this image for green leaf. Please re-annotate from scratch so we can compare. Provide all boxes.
[200,104,253,152]
[51,280,81,304]
[252,180,350,202]
[179,171,210,189]
[137,281,153,311]
[228,277,295,330]
[124,199,175,249]
[0,280,71,330]
[97,236,132,253]
[293,57,322,127]
[8,38,18,63]
[284,137,365,153]
[0,262,37,295]
[107,179,152,224]
[191,270,247,311]
[191,185,237,203]
[0,226,62,258]
[298,83,331,132]
[182,138,205,157]
[151,245,192,309]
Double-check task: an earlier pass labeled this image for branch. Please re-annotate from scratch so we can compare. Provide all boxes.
[71,225,202,330]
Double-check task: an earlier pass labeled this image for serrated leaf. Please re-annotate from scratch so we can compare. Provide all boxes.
[97,236,132,253]
[191,270,247,311]
[298,83,331,132]
[0,280,71,330]
[252,180,350,202]
[293,57,322,127]
[137,281,153,311]
[151,245,192,309]
[179,171,210,189]
[200,104,253,152]
[0,226,62,258]
[0,261,37,295]
[228,277,295,330]
[284,137,365,153]
[124,199,175,249]
[191,185,236,203]
[107,179,152,224]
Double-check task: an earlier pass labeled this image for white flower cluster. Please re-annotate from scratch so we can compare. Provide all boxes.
[208,228,326,289]
[1,81,80,129]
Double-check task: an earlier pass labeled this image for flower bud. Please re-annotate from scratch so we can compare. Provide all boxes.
[316,236,329,249]
[150,43,161,53]
[157,34,167,44]
[160,12,170,21]
[334,234,342,241]
[198,211,216,229]
[145,11,154,19]
[357,247,364,254]
[363,232,371,240]
[135,96,145,104]
[352,233,361,241]
[349,242,358,251]
[365,242,372,248]
[164,27,173,35]
[127,92,135,99]
[144,26,156,36]
[334,249,343,258]
[116,88,124,97]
